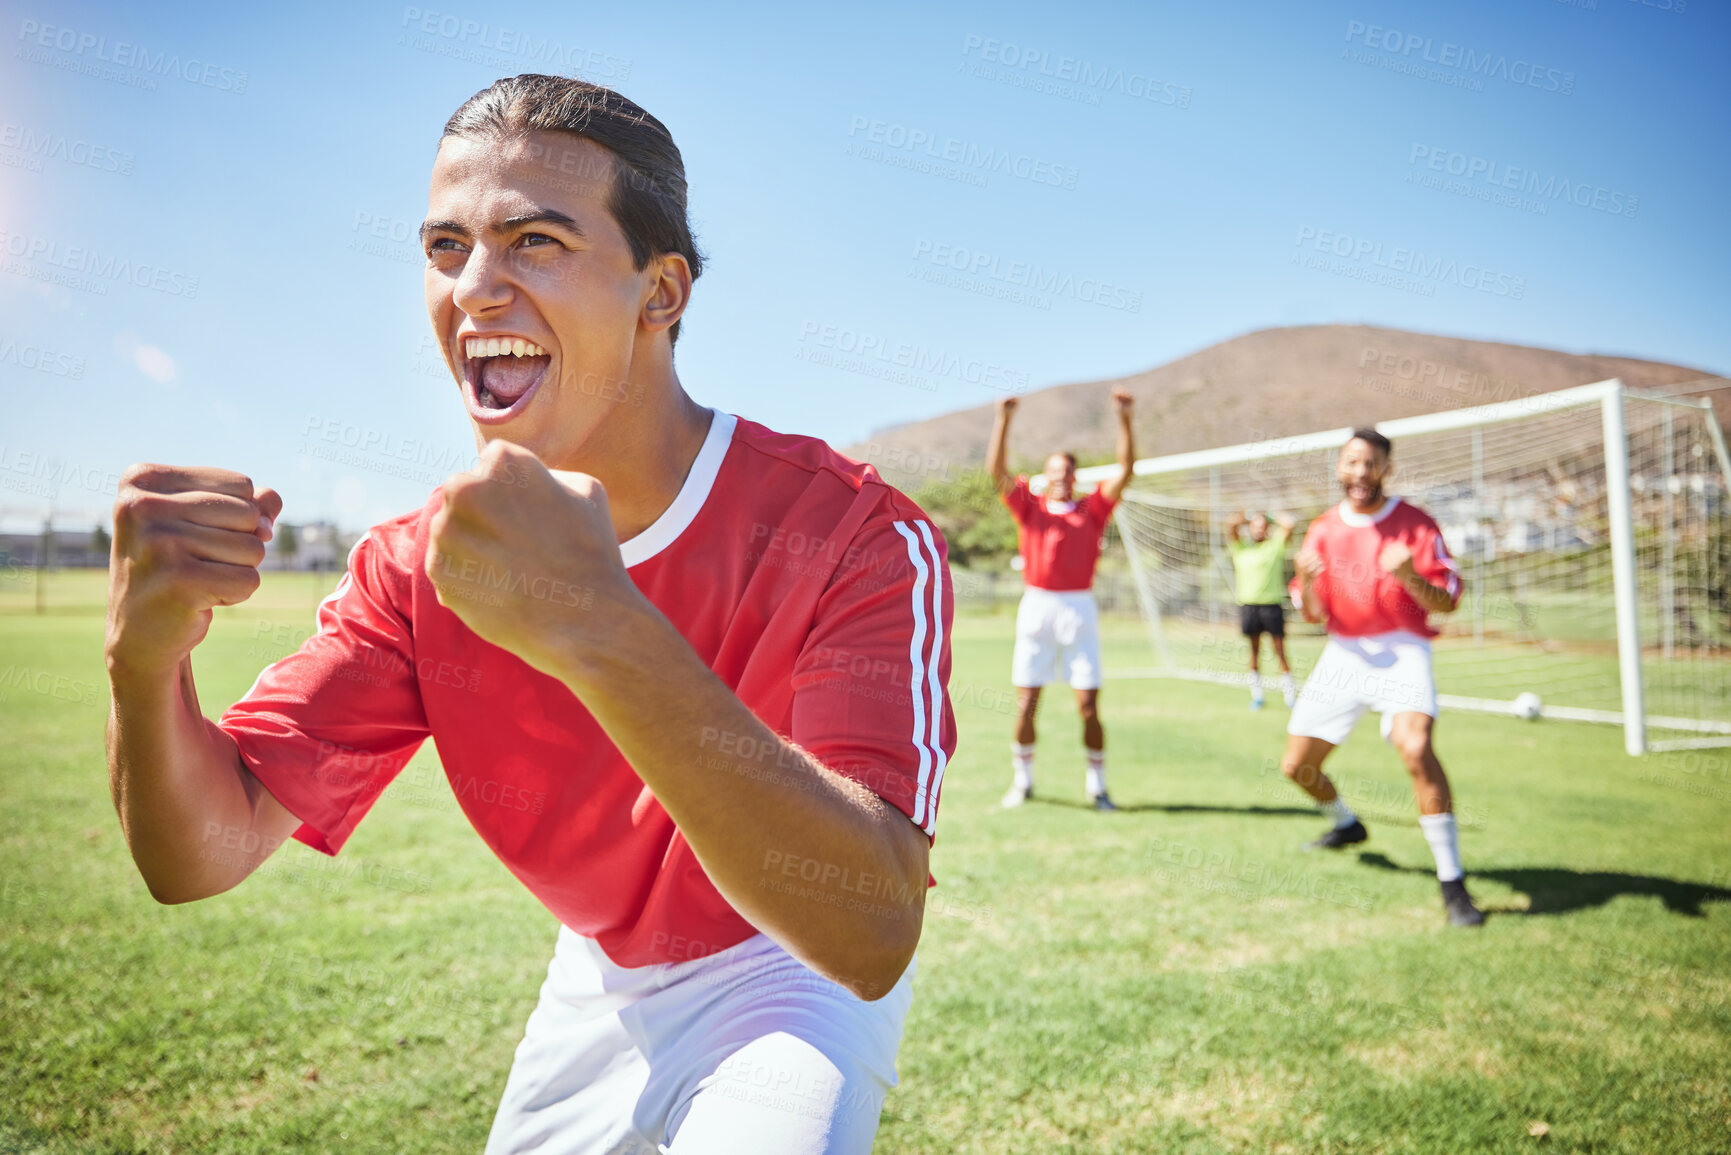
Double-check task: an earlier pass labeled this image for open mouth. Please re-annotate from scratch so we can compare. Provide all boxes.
[461,335,552,416]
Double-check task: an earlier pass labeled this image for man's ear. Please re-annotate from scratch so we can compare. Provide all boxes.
[640,252,692,335]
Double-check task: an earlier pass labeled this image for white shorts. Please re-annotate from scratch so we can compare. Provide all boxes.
[1287,632,1438,746]
[485,928,914,1155]
[1011,588,1102,690]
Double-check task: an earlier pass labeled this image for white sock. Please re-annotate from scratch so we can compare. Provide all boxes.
[1085,750,1106,797]
[1319,797,1357,830]
[1011,743,1035,791]
[1281,673,1295,694]
[1419,813,1463,882]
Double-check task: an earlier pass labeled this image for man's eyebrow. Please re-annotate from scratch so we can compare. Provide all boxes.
[418,211,586,243]
[501,210,585,235]
[419,219,470,241]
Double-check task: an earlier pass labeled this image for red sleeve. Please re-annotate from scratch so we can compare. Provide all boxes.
[789,508,956,841]
[1411,519,1463,608]
[1002,475,1033,524]
[218,527,430,856]
[1089,487,1118,523]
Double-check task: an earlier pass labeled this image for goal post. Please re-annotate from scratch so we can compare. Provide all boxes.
[1078,379,1731,756]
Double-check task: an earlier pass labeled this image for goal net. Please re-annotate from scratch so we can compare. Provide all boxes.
[1096,380,1731,754]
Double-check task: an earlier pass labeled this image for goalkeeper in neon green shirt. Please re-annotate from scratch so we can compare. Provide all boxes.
[1226,511,1296,710]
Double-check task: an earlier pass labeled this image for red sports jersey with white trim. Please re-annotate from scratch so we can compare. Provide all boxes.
[219,411,956,968]
[1003,476,1116,592]
[1289,497,1462,638]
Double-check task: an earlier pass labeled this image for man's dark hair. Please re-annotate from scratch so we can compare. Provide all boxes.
[443,74,704,344]
[1060,452,1078,469]
[1348,426,1392,456]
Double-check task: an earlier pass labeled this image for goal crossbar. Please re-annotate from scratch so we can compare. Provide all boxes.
[1063,378,1713,486]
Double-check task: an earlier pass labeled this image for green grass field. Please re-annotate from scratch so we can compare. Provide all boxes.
[3,573,1729,1152]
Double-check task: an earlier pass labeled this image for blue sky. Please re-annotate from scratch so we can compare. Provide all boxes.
[1,0,1725,532]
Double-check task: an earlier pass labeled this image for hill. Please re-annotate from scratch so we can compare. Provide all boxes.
[848,324,1725,487]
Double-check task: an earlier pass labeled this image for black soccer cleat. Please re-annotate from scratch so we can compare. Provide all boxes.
[1089,791,1119,812]
[1304,819,1368,851]
[1441,878,1486,927]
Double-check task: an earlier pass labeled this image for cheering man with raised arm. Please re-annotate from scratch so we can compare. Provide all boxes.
[988,389,1135,811]
[1280,427,1484,928]
[104,76,955,1154]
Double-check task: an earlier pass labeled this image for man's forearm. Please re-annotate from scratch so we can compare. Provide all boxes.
[986,411,1013,492]
[1397,571,1458,615]
[107,658,289,903]
[555,598,928,999]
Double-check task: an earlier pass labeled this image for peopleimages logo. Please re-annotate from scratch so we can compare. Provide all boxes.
[398,7,631,82]
[15,19,249,93]
[958,34,1192,109]
[1342,20,1575,96]
[1293,226,1526,300]
[0,337,85,379]
[845,116,1079,191]
[0,229,199,298]
[0,123,133,175]
[1407,145,1638,220]
[910,239,1142,313]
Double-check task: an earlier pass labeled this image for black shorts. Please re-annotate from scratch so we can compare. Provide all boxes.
[1240,603,1285,638]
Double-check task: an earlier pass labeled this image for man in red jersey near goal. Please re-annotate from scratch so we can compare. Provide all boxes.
[1279,427,1484,927]
[987,389,1135,811]
[102,76,955,1154]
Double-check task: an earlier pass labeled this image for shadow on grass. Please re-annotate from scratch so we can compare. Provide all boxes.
[1029,799,1317,817]
[1356,851,1731,917]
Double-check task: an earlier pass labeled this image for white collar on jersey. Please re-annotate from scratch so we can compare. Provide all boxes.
[1336,495,1402,528]
[618,408,737,568]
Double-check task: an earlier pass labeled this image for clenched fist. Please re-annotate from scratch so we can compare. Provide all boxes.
[1295,548,1325,582]
[1378,541,1415,578]
[426,440,644,683]
[106,465,282,679]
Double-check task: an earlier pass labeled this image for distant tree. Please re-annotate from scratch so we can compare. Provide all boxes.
[91,522,111,562]
[276,522,299,563]
[911,470,1019,570]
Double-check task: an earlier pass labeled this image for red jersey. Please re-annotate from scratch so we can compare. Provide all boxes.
[1002,476,1116,592]
[219,411,956,967]
[1290,497,1462,638]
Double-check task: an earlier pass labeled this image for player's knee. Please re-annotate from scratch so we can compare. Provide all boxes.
[1394,733,1432,766]
[1281,758,1316,786]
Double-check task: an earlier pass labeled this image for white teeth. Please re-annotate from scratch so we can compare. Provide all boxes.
[463,337,548,358]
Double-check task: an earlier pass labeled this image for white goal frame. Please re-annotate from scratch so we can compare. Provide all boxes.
[1062,379,1731,756]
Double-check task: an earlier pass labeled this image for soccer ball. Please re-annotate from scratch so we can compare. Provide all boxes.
[1512,692,1543,721]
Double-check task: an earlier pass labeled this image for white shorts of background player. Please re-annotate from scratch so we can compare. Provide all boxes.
[1286,630,1439,747]
[1011,587,1103,690]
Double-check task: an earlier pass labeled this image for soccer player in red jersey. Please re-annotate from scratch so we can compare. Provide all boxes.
[103,76,955,1153]
[987,389,1135,811]
[1280,428,1485,927]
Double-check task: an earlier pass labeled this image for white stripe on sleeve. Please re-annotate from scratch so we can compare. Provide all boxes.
[892,521,936,828]
[914,520,948,834]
